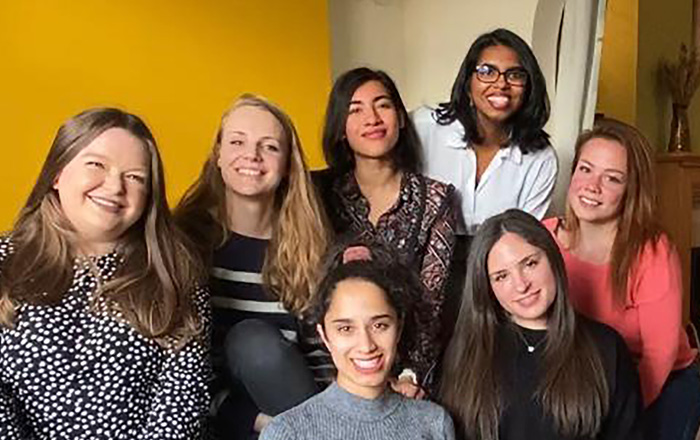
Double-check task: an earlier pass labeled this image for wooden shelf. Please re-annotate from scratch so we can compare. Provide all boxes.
[655,152,700,324]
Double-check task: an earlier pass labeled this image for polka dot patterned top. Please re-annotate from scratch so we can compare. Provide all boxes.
[0,236,211,440]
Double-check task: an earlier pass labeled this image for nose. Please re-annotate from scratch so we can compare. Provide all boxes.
[357,327,378,353]
[494,72,509,88]
[364,107,382,126]
[241,142,263,161]
[103,171,126,195]
[512,268,531,294]
[583,174,603,194]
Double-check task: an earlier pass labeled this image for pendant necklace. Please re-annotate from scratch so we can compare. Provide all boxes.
[514,328,546,353]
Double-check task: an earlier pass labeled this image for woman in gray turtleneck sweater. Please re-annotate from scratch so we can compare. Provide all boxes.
[260,245,455,440]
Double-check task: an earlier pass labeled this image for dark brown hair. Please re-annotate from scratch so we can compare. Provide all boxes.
[439,209,608,440]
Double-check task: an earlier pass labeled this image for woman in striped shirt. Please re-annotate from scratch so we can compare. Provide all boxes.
[176,94,331,439]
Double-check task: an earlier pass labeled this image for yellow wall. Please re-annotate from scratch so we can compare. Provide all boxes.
[0,1,331,230]
[596,0,638,124]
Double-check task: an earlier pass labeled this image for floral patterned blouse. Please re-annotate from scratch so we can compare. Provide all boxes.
[0,236,210,440]
[314,170,458,383]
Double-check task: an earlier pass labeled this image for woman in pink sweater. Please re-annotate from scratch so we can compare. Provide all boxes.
[543,118,699,440]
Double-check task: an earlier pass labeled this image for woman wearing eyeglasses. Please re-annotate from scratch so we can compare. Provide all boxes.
[413,28,557,237]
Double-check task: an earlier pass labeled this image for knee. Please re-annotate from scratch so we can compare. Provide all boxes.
[224,319,290,372]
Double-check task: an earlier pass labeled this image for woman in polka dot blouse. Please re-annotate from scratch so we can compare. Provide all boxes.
[0,108,211,439]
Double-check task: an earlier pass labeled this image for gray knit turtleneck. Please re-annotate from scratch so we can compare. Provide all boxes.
[260,382,455,440]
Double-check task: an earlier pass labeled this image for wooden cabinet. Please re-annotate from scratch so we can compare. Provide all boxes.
[655,153,700,324]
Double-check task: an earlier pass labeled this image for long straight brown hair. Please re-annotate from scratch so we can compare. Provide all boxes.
[175,94,329,314]
[564,118,662,304]
[0,108,204,347]
[440,209,608,440]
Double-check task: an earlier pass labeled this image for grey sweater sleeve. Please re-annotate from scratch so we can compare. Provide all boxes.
[260,418,296,440]
[442,409,456,440]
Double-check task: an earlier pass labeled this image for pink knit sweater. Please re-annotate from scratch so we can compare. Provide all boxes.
[543,218,697,406]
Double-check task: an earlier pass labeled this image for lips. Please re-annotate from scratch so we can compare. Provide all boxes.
[514,290,541,307]
[351,355,384,374]
[88,195,123,213]
[362,128,387,139]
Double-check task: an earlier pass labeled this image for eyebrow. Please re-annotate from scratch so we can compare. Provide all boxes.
[226,131,281,142]
[81,152,149,172]
[579,159,626,175]
[329,313,395,324]
[488,251,541,276]
[349,95,392,106]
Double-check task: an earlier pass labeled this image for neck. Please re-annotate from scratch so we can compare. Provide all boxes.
[76,240,117,257]
[226,191,275,239]
[476,115,508,147]
[353,157,400,191]
[575,218,618,263]
[336,377,386,400]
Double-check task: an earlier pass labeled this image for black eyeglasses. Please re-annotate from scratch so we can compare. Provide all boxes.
[474,64,528,86]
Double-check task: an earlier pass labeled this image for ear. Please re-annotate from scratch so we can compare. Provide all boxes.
[317,323,331,351]
[52,171,62,190]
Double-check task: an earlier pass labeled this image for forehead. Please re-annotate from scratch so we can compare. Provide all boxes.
[76,127,148,166]
[478,44,521,67]
[487,232,542,271]
[350,80,391,103]
[578,137,628,171]
[325,278,395,320]
[222,105,284,138]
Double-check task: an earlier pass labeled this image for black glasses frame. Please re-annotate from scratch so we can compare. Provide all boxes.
[474,64,528,86]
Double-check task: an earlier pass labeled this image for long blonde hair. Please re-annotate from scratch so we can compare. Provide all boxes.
[0,108,204,347]
[175,94,329,314]
[564,118,662,304]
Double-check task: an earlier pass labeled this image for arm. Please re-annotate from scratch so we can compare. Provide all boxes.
[414,188,458,383]
[139,286,212,440]
[0,380,30,440]
[633,239,683,406]
[442,409,457,440]
[520,147,558,219]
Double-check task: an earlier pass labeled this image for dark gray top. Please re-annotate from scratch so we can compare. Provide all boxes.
[260,382,455,440]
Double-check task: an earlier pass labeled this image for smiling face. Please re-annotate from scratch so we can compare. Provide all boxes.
[53,127,150,255]
[217,105,289,203]
[568,137,628,226]
[344,80,401,163]
[487,232,557,329]
[469,44,526,128]
[318,278,401,399]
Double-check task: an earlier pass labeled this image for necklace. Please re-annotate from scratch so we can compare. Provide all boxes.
[514,327,546,353]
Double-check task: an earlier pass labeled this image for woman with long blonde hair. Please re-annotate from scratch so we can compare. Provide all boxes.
[543,118,699,440]
[175,94,330,438]
[0,108,209,439]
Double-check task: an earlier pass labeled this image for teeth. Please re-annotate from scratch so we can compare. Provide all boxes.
[89,196,121,209]
[352,357,381,370]
[363,130,386,139]
[487,95,510,109]
[237,168,262,176]
[580,196,601,207]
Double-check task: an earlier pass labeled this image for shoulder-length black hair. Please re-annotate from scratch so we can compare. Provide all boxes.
[436,28,550,153]
[439,209,608,440]
[322,67,421,175]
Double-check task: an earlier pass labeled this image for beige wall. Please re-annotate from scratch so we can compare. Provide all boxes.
[328,0,539,109]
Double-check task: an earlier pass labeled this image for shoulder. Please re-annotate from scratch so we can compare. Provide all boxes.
[580,315,625,347]
[0,234,12,267]
[422,175,456,199]
[411,105,438,127]
[311,168,336,187]
[520,144,557,165]
[400,397,453,431]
